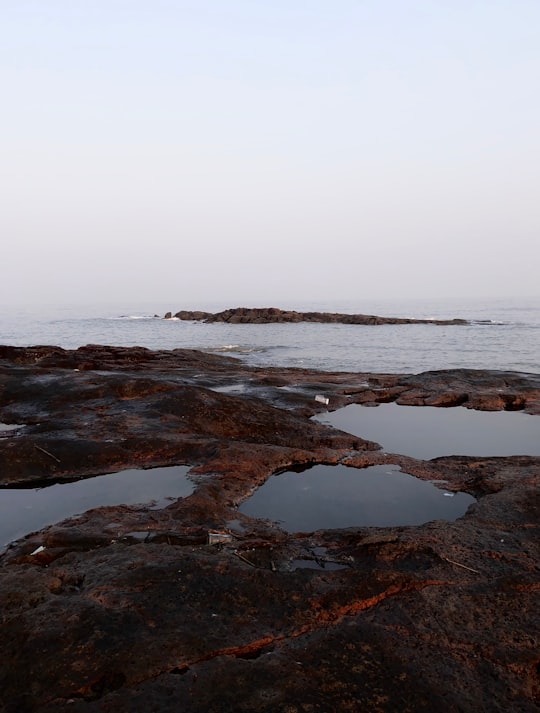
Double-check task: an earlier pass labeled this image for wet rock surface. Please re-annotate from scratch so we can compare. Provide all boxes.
[0,345,538,712]
[165,306,469,325]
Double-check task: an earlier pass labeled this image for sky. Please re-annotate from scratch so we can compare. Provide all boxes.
[1,0,539,307]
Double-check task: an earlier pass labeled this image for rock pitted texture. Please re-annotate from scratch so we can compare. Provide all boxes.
[0,345,538,713]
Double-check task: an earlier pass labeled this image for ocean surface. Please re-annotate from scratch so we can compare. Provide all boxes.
[1,296,538,549]
[1,297,539,374]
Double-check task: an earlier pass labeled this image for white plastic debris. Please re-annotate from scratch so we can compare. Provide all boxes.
[314,395,329,405]
[443,492,455,497]
[30,545,45,555]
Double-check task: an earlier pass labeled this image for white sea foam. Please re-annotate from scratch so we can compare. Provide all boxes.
[205,345,263,354]
[110,315,157,320]
[470,319,507,325]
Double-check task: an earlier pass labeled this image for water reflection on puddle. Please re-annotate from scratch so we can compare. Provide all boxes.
[0,423,23,434]
[314,403,540,459]
[239,464,475,532]
[0,466,194,549]
[211,384,247,394]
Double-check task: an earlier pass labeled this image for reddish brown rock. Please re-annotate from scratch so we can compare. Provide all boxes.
[395,369,540,414]
[0,345,538,712]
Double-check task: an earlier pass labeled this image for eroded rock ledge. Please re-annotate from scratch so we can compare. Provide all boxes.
[0,345,538,713]
[164,306,469,325]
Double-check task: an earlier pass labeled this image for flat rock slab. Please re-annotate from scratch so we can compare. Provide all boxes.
[0,345,538,712]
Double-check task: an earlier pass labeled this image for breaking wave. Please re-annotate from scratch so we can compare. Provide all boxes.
[204,344,266,354]
[110,315,159,321]
[470,319,508,325]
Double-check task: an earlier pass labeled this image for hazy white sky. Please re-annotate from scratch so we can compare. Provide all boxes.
[1,1,539,306]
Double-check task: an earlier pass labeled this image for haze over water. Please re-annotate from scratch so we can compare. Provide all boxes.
[2,3,539,308]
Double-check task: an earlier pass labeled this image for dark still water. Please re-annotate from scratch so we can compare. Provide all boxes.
[314,404,540,459]
[239,464,475,532]
[0,466,194,551]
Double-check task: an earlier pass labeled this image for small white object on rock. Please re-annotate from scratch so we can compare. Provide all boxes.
[208,531,233,545]
[315,395,329,405]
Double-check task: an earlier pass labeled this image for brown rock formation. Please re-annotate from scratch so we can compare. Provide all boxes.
[0,345,538,712]
[167,306,469,326]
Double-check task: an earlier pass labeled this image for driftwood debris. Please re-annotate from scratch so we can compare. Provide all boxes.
[34,444,61,463]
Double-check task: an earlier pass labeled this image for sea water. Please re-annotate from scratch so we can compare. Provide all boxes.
[0,297,538,546]
[0,297,539,374]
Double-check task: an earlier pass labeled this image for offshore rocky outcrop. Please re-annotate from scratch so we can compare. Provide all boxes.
[0,344,538,712]
[164,306,469,325]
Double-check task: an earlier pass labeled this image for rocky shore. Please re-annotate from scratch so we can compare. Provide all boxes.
[163,306,469,325]
[0,344,538,712]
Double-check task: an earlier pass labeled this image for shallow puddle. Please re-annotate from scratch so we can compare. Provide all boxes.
[211,384,248,394]
[239,464,475,532]
[314,403,540,459]
[0,423,23,434]
[0,465,194,550]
